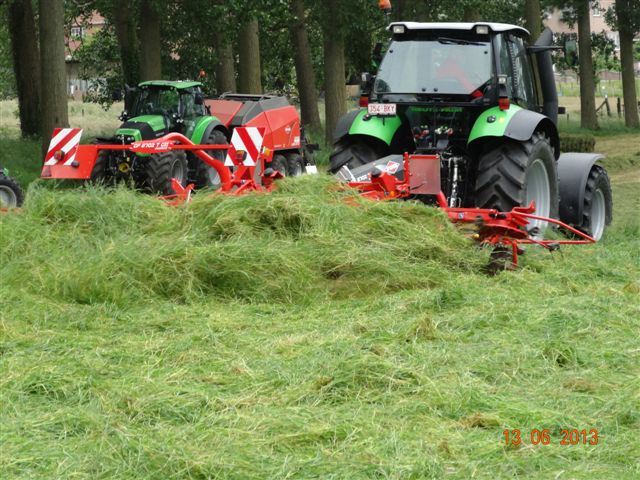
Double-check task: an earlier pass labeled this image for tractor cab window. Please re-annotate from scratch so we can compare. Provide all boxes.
[495,33,514,98]
[510,36,536,109]
[373,31,492,97]
[180,89,205,119]
[133,87,180,117]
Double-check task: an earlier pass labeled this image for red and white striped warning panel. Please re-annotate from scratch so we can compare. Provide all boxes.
[44,128,83,166]
[224,127,265,167]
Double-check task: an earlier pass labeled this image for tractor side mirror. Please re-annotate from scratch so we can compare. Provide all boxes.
[119,110,129,121]
[194,92,204,105]
[563,39,578,67]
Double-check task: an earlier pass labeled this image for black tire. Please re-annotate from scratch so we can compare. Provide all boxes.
[329,138,381,173]
[270,154,288,177]
[286,152,305,177]
[89,150,114,184]
[0,175,24,208]
[575,165,612,241]
[194,129,228,189]
[475,132,559,229]
[144,151,188,195]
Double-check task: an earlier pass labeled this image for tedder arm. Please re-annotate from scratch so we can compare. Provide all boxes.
[346,153,596,268]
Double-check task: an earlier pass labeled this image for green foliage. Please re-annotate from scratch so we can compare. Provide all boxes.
[73,25,123,109]
[553,31,620,78]
[604,0,640,36]
[0,7,16,99]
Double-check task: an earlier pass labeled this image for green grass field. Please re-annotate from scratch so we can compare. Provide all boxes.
[1,101,639,479]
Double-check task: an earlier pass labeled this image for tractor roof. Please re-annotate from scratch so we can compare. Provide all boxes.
[389,22,529,36]
[138,80,203,89]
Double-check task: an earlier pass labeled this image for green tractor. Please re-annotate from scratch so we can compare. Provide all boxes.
[93,80,228,194]
[331,23,612,239]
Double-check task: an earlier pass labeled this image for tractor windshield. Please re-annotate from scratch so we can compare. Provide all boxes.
[131,87,181,117]
[374,32,493,96]
[131,87,205,119]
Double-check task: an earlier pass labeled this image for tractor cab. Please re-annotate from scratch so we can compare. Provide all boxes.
[119,81,207,142]
[360,22,539,157]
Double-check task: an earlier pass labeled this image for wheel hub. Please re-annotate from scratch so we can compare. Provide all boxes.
[525,158,551,234]
[0,185,18,208]
[172,160,185,182]
[590,188,606,240]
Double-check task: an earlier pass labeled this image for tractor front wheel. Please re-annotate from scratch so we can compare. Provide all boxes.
[329,139,382,173]
[475,132,558,234]
[89,151,114,185]
[145,151,188,195]
[194,129,228,189]
[0,175,24,208]
[576,165,612,241]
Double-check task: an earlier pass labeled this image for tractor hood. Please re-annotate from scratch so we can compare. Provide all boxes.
[116,115,168,141]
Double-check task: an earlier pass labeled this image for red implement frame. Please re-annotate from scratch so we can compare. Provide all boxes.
[41,131,283,204]
[346,153,596,267]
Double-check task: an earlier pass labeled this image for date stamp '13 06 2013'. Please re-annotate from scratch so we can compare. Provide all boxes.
[503,429,599,446]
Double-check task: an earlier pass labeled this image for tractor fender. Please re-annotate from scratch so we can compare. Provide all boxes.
[334,109,402,147]
[469,106,559,158]
[192,117,227,144]
[504,109,559,158]
[333,110,361,143]
[557,152,604,225]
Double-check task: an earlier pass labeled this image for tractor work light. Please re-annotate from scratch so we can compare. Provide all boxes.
[392,25,406,34]
[475,25,489,35]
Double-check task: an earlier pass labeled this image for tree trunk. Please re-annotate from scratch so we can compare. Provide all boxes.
[290,0,321,131]
[616,0,640,128]
[112,0,139,86]
[237,18,262,94]
[323,8,346,146]
[213,30,237,93]
[38,0,69,156]
[138,0,162,81]
[7,0,41,137]
[462,5,481,22]
[577,1,598,130]
[524,0,542,43]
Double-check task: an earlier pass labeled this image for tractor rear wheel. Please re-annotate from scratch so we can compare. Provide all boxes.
[0,175,24,208]
[194,129,228,189]
[329,139,381,173]
[475,132,558,233]
[286,152,305,176]
[576,165,612,241]
[144,151,188,195]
